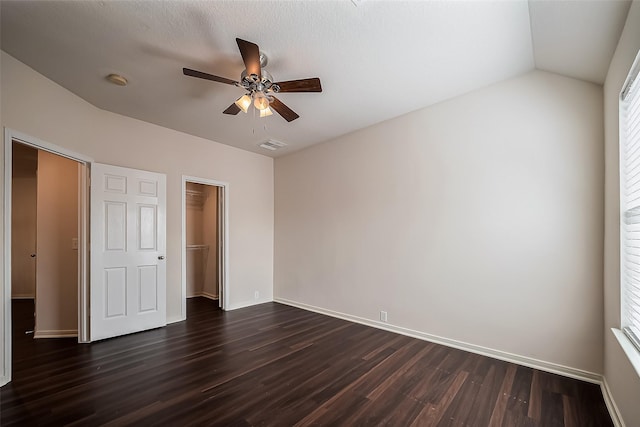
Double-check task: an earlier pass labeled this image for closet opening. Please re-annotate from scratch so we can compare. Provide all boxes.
[182,179,226,318]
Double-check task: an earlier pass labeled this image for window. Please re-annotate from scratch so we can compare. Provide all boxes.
[621,50,640,353]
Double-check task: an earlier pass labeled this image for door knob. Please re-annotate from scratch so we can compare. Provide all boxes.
[158,256,165,260]
[30,254,36,258]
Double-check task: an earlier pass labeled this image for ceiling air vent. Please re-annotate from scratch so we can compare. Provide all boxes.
[259,139,287,151]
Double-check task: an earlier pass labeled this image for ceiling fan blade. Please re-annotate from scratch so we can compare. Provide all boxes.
[269,96,299,122]
[183,68,238,85]
[275,78,322,93]
[223,103,241,115]
[236,38,261,78]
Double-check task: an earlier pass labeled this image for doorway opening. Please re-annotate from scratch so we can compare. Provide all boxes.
[3,129,91,386]
[11,141,81,339]
[181,176,228,319]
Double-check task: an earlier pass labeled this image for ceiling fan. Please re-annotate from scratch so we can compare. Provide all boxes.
[183,38,322,122]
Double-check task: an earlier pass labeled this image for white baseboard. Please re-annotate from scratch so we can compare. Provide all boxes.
[34,329,78,339]
[227,299,271,311]
[601,377,625,427]
[11,295,34,300]
[186,296,269,311]
[187,292,219,301]
[201,291,219,301]
[274,297,601,384]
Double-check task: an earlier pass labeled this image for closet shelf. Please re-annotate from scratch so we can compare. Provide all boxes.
[186,244,209,250]
[186,189,208,208]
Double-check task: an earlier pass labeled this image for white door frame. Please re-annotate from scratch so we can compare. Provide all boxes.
[181,175,229,318]
[2,128,92,386]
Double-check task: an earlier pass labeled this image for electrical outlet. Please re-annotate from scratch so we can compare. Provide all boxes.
[380,311,388,322]
[254,291,259,300]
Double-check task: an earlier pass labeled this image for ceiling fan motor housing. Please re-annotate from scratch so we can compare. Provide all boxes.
[238,69,280,95]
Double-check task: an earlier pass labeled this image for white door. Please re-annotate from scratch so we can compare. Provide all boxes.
[90,163,166,341]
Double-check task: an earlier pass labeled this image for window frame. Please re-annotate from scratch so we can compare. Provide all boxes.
[620,48,640,355]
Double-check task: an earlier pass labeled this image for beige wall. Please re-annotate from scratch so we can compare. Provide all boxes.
[275,70,604,374]
[603,1,640,425]
[35,150,78,336]
[0,51,274,331]
[11,143,37,298]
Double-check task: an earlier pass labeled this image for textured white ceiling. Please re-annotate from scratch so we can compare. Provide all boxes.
[0,1,631,157]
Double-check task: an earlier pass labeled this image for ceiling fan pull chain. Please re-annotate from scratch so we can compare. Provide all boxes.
[252,103,257,135]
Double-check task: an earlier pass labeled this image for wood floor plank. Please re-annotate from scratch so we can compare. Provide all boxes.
[503,366,535,426]
[410,370,469,426]
[540,390,565,427]
[1,298,615,427]
[461,363,506,426]
[292,342,417,426]
[528,369,542,421]
[366,344,434,401]
[488,363,517,427]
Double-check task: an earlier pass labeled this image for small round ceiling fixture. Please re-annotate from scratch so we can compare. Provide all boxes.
[106,73,128,86]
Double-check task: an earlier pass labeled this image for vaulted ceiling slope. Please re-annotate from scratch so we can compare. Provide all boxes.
[0,1,632,157]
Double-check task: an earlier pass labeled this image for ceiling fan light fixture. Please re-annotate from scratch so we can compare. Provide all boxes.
[235,94,251,113]
[260,106,273,118]
[253,94,270,110]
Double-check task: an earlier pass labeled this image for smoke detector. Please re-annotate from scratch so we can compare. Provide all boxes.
[106,73,128,86]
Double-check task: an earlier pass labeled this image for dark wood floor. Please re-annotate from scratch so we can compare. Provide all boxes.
[2,298,613,426]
